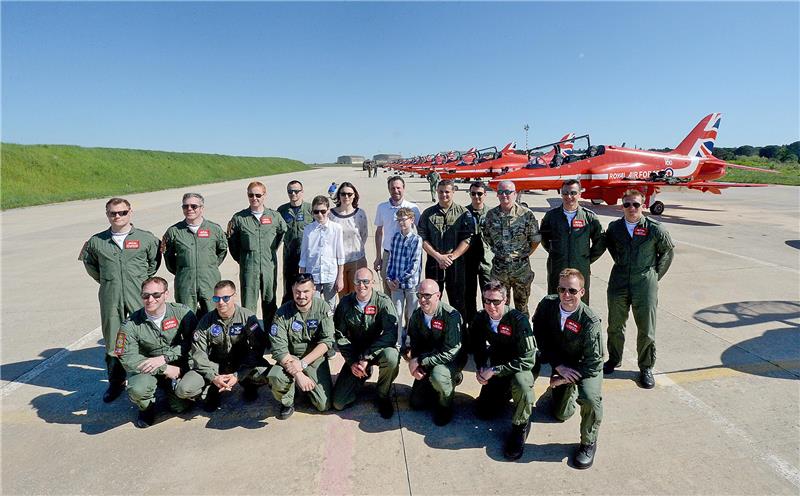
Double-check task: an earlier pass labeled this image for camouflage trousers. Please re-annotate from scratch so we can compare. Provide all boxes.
[490,259,535,315]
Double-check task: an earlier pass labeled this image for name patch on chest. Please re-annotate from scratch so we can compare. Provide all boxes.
[564,319,581,334]
[634,227,648,236]
[364,305,377,316]
[431,319,444,331]
[498,324,512,336]
[162,317,179,331]
[229,324,244,336]
[197,229,210,238]
[307,319,319,330]
[260,216,273,225]
[572,219,585,229]
[210,324,223,337]
[124,240,140,249]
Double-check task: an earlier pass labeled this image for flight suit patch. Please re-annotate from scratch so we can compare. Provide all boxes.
[297,213,304,222]
[634,227,648,236]
[210,324,223,337]
[565,319,581,334]
[307,319,319,330]
[230,324,244,336]
[431,319,444,331]
[364,305,377,315]
[260,216,273,225]
[159,238,167,253]
[572,219,585,228]
[124,240,140,249]
[291,321,304,332]
[193,331,201,342]
[270,324,279,336]
[499,324,512,336]
[250,322,261,332]
[197,229,210,238]
[162,317,179,331]
[114,332,126,356]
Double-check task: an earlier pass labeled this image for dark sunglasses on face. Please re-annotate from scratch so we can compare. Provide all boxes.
[287,189,302,194]
[623,202,642,209]
[212,294,234,303]
[182,204,201,210]
[248,193,263,198]
[561,191,579,196]
[141,291,165,300]
[497,190,515,196]
[339,192,354,197]
[355,279,371,286]
[107,210,129,217]
[483,298,503,306]
[470,191,485,197]
[557,286,580,295]
[417,292,438,300]
[313,209,328,215]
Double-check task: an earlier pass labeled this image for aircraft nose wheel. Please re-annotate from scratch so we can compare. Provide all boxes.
[649,201,665,215]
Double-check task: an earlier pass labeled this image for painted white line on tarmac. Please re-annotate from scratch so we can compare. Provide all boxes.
[0,326,103,399]
[657,372,800,489]
[674,238,800,274]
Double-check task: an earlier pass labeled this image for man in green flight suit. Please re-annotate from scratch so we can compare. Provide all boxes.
[175,279,270,411]
[533,268,604,469]
[115,277,197,428]
[539,179,606,304]
[81,197,161,403]
[426,170,441,202]
[277,180,313,304]
[266,273,335,419]
[227,181,288,327]
[463,181,493,333]
[471,280,537,461]
[332,267,400,419]
[406,279,464,426]
[603,189,674,389]
[162,192,228,319]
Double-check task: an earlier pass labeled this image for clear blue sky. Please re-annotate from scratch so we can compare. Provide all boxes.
[3,1,798,163]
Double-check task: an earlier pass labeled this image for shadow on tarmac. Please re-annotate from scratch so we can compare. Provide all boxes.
[525,198,723,227]
[785,240,800,250]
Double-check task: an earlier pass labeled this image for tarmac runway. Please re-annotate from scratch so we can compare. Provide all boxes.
[1,166,798,494]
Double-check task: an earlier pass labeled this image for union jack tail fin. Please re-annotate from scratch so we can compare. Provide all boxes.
[559,133,576,155]
[673,113,722,158]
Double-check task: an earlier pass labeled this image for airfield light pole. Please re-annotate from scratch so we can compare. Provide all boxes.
[523,124,530,149]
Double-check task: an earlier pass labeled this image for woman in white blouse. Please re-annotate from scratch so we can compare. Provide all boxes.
[328,181,369,297]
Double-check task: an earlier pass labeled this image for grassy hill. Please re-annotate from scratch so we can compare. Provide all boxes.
[0,143,309,209]
[720,157,800,186]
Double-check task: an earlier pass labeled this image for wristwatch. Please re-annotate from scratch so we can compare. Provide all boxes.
[301,360,308,370]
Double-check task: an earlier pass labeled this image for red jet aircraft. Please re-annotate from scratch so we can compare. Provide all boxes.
[489,114,772,215]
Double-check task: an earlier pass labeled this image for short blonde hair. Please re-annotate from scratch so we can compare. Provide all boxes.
[247,181,266,193]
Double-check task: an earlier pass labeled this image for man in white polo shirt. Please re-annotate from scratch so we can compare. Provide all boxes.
[373,176,421,294]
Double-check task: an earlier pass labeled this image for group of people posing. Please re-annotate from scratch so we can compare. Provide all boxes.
[80,174,674,469]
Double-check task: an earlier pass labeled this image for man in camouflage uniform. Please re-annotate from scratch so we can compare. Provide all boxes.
[175,280,270,411]
[162,192,228,319]
[463,181,493,331]
[533,268,603,469]
[471,280,536,460]
[277,180,313,304]
[115,277,196,428]
[539,179,605,304]
[417,179,472,330]
[482,180,541,314]
[81,197,161,403]
[266,273,335,419]
[227,181,287,326]
[332,268,399,418]
[604,189,674,389]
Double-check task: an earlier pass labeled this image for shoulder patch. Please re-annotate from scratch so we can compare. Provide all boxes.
[78,241,88,261]
[270,323,279,336]
[114,331,126,356]
[226,220,235,237]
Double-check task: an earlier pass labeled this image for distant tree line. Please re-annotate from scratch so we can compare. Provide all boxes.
[648,141,799,163]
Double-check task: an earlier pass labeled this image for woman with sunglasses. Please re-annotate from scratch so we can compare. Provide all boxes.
[328,182,369,297]
[299,196,345,309]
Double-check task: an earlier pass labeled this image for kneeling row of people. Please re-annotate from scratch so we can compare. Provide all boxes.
[117,267,601,468]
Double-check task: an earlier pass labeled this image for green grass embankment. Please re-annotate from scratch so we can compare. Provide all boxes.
[0,143,309,209]
[720,157,800,186]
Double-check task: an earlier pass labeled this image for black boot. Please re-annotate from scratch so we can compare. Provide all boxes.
[102,382,125,403]
[503,420,531,461]
[602,360,618,375]
[639,368,655,389]
[134,404,156,429]
[278,404,295,420]
[574,442,597,469]
[377,397,394,419]
[204,386,221,412]
[242,384,259,403]
[433,404,453,426]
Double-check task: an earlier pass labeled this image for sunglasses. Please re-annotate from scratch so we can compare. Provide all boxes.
[623,202,642,209]
[287,189,302,194]
[248,193,264,199]
[561,191,579,196]
[212,294,234,303]
[141,291,165,300]
[339,192,354,197]
[396,216,412,222]
[313,209,328,215]
[470,191,485,197]
[557,286,580,295]
[354,279,371,286]
[107,210,129,217]
[182,204,202,210]
[417,292,438,300]
[497,190,516,196]
[482,298,503,306]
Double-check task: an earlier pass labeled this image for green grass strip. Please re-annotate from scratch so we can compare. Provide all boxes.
[721,158,800,186]
[1,143,309,209]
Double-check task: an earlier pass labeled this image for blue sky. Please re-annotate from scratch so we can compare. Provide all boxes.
[3,1,798,163]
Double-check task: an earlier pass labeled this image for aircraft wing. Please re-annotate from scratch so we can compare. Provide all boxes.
[610,179,768,195]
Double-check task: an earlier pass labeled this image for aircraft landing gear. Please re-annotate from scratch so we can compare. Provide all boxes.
[649,201,665,215]
[590,199,603,205]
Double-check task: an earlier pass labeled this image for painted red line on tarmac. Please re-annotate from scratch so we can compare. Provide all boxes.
[318,415,355,495]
